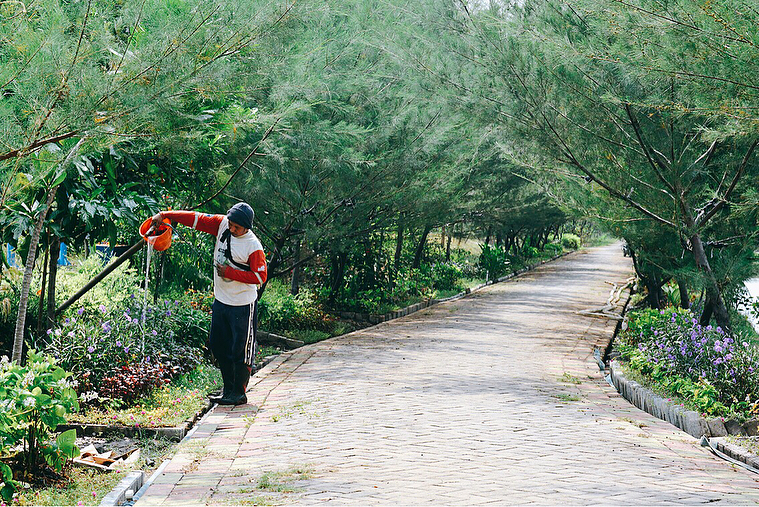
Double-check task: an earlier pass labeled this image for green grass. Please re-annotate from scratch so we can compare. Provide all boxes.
[287,329,331,344]
[583,233,617,247]
[17,466,129,506]
[551,393,581,402]
[16,435,176,506]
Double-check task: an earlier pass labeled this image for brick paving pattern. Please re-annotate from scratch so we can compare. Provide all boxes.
[137,244,759,505]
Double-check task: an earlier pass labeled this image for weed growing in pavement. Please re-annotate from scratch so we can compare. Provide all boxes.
[271,400,318,422]
[559,372,581,384]
[619,417,648,428]
[256,465,313,493]
[551,393,581,402]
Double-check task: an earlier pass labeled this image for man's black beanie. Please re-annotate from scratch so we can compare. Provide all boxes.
[227,202,254,230]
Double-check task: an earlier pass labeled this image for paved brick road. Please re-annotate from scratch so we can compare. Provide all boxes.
[137,244,759,505]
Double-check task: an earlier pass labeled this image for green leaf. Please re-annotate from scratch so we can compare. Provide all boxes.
[52,170,67,187]
[56,429,78,458]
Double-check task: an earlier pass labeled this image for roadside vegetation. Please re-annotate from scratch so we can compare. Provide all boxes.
[617,293,759,420]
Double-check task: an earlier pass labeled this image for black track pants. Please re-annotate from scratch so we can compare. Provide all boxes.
[209,300,257,367]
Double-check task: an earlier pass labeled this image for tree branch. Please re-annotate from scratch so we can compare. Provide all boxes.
[697,138,758,226]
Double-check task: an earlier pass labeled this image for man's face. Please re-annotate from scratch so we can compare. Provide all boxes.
[228,221,248,237]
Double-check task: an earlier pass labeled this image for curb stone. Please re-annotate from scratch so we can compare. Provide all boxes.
[711,438,759,471]
[99,471,145,506]
[609,360,759,471]
[61,399,213,442]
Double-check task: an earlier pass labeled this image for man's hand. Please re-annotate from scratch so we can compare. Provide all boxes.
[151,211,164,227]
[215,263,227,278]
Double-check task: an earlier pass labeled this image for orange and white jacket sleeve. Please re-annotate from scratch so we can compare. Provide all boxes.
[161,211,223,236]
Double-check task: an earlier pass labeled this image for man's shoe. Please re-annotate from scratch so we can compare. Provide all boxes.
[208,392,225,403]
[209,363,234,403]
[216,393,247,406]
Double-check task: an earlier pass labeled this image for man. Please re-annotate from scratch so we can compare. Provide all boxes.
[151,203,266,405]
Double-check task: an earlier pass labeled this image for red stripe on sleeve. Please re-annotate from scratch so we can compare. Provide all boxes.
[222,249,267,285]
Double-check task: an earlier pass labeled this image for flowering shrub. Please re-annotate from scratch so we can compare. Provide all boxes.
[618,307,759,417]
[0,351,80,501]
[41,295,206,407]
[97,362,182,406]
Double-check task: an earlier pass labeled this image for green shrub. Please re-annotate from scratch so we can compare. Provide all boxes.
[0,351,80,500]
[431,262,464,291]
[258,279,334,333]
[544,243,563,255]
[561,234,581,249]
[478,244,510,279]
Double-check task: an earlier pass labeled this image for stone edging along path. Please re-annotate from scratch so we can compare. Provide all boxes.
[334,251,571,324]
[609,360,759,469]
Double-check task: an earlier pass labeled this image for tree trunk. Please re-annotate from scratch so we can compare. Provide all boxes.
[445,230,452,262]
[646,278,665,309]
[485,226,492,246]
[35,243,48,337]
[12,137,84,363]
[328,252,347,303]
[46,237,60,328]
[394,216,404,273]
[290,239,301,296]
[13,189,61,363]
[700,298,714,326]
[689,231,731,330]
[412,224,432,269]
[677,278,690,309]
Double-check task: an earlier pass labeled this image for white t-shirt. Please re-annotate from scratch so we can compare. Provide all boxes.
[213,216,263,306]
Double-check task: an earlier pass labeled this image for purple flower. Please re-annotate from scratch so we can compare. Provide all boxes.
[115,340,122,347]
[64,318,70,325]
[146,356,151,362]
[132,318,139,325]
[87,346,95,353]
[166,310,172,317]
[102,321,112,333]
[124,346,129,353]
[77,308,84,316]
[46,329,52,336]
[152,330,158,336]
[99,304,107,313]
[67,331,75,338]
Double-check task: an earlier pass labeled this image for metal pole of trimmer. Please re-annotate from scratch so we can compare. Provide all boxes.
[55,239,146,316]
